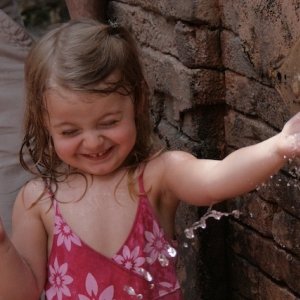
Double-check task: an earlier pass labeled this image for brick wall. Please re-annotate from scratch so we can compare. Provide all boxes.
[221,1,300,299]
[19,0,300,298]
[110,0,300,299]
[109,1,227,299]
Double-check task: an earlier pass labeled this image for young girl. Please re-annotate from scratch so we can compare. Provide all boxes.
[1,19,300,300]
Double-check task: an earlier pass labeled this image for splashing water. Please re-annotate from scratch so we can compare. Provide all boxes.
[166,244,177,257]
[158,254,169,267]
[139,268,153,282]
[124,286,143,298]
[184,206,241,239]
[256,157,300,190]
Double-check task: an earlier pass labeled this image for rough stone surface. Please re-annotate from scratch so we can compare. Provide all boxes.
[19,0,300,298]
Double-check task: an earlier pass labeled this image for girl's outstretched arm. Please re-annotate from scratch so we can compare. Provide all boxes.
[160,112,300,207]
[0,183,47,299]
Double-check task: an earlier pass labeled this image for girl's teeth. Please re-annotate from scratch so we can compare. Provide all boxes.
[89,151,106,157]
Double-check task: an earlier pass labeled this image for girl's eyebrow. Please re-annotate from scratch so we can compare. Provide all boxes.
[53,111,123,128]
[53,122,75,129]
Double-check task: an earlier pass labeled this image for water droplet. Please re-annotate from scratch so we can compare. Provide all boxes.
[184,228,195,239]
[124,286,136,296]
[158,254,169,267]
[139,268,153,282]
[232,210,240,218]
[184,206,241,238]
[183,242,188,248]
[286,254,293,261]
[274,236,280,243]
[124,286,143,298]
[200,223,207,229]
[166,244,177,257]
[150,284,155,289]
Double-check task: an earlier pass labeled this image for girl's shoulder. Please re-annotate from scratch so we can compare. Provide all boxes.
[143,150,195,189]
[17,177,50,209]
[144,150,195,173]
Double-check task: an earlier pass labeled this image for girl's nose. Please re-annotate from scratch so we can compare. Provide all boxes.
[83,131,104,150]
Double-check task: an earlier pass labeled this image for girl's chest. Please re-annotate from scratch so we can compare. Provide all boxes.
[43,187,140,258]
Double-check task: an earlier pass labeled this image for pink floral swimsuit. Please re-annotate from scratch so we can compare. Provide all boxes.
[44,173,183,300]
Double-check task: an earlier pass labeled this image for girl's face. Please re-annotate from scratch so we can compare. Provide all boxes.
[45,85,137,176]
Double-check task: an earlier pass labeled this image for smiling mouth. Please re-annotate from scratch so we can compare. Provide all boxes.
[85,149,109,158]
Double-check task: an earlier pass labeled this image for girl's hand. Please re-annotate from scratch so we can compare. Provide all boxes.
[276,112,300,159]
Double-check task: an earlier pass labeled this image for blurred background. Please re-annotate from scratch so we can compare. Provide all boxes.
[16,0,69,38]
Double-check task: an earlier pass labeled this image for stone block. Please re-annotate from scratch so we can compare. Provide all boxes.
[228,221,300,295]
[219,0,300,79]
[227,192,278,237]
[113,0,220,26]
[157,120,202,156]
[221,30,259,81]
[224,110,278,148]
[225,71,290,129]
[110,2,178,57]
[175,21,222,68]
[272,210,300,256]
[141,47,225,115]
[258,274,300,300]
[258,171,300,217]
[228,251,300,299]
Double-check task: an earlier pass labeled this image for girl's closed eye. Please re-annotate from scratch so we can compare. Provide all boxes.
[61,129,78,136]
[100,120,119,127]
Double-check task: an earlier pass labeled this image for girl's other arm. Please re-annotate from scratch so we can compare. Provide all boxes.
[161,113,300,207]
[65,0,109,21]
[0,183,47,299]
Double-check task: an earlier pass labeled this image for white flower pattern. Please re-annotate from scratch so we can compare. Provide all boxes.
[78,273,115,300]
[46,257,73,300]
[113,245,145,273]
[54,215,82,251]
[144,221,168,264]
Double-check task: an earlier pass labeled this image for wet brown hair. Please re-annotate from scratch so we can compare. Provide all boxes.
[20,19,154,198]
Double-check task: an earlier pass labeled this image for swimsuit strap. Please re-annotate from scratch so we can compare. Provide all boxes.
[138,163,146,194]
[42,177,55,203]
